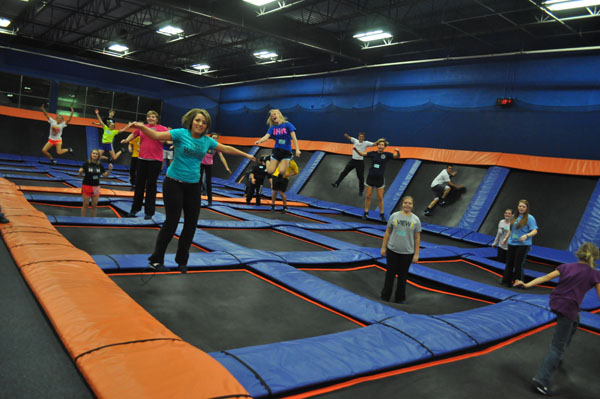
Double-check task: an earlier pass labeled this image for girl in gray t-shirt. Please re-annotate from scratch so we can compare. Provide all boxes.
[380,196,421,303]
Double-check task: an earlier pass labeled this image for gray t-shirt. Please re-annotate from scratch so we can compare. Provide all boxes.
[386,211,422,254]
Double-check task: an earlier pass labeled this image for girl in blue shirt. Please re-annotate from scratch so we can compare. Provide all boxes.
[131,109,255,273]
[501,199,538,286]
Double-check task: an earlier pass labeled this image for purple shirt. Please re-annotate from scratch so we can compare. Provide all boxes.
[549,262,600,321]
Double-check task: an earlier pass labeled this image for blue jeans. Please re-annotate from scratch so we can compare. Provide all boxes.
[534,312,578,386]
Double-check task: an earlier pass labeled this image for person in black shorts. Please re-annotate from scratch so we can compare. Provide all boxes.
[355,138,400,221]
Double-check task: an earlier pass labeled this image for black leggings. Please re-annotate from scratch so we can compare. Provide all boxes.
[148,177,201,267]
[335,159,365,191]
[381,250,413,302]
[131,159,162,216]
[502,244,530,284]
[200,163,213,203]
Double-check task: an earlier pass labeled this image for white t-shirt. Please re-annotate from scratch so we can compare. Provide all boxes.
[351,137,374,160]
[48,118,67,140]
[431,169,451,188]
[492,219,511,250]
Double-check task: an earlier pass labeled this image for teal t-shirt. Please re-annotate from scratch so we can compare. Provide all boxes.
[167,129,218,183]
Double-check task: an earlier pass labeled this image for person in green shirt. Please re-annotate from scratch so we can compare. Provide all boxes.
[94,108,128,161]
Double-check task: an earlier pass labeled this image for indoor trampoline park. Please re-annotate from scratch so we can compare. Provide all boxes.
[1,1,600,399]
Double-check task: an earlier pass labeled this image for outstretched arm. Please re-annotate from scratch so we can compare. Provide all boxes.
[117,122,134,134]
[41,104,50,119]
[291,131,301,157]
[131,122,172,142]
[94,109,107,128]
[355,148,367,157]
[215,143,256,162]
[344,133,353,142]
[65,107,74,124]
[218,152,232,174]
[254,133,270,145]
[514,270,560,288]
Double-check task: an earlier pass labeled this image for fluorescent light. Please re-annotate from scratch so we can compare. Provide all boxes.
[108,44,128,52]
[192,63,210,70]
[243,0,277,5]
[545,0,600,10]
[157,25,183,36]
[253,50,278,59]
[0,18,11,28]
[353,30,393,42]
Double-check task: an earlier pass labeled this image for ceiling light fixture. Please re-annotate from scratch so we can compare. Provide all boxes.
[108,44,129,52]
[0,18,11,28]
[253,50,278,59]
[353,30,393,42]
[243,0,278,6]
[544,0,600,10]
[157,25,183,36]
[192,63,210,71]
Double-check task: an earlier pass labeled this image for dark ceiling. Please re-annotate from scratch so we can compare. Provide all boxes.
[1,0,599,85]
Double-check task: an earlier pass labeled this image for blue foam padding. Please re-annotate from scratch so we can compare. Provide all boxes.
[570,178,600,252]
[0,153,24,161]
[382,159,421,220]
[462,231,494,245]
[581,287,600,310]
[418,247,460,258]
[457,166,509,231]
[356,227,385,237]
[459,246,497,258]
[25,193,111,204]
[93,251,242,270]
[0,173,64,181]
[281,249,376,265]
[230,146,260,182]
[249,261,402,324]
[289,151,325,194]
[528,246,576,264]
[420,223,449,234]
[47,215,159,226]
[211,323,431,398]
[434,299,556,345]
[197,220,272,229]
[579,312,600,331]
[440,227,473,239]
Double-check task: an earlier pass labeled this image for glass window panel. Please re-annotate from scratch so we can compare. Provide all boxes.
[0,92,19,107]
[113,92,137,112]
[87,106,112,121]
[22,76,51,99]
[116,110,137,123]
[138,96,162,114]
[57,82,86,109]
[20,95,48,111]
[87,87,113,108]
[0,71,21,94]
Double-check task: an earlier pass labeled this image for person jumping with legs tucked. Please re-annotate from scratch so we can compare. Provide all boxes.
[94,108,128,162]
[41,103,74,165]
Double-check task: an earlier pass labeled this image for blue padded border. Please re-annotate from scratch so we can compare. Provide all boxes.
[230,146,260,182]
[382,159,421,220]
[288,150,324,194]
[457,166,509,231]
[570,177,600,252]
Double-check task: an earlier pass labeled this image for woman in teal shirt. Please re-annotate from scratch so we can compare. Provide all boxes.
[132,108,255,273]
[501,199,538,286]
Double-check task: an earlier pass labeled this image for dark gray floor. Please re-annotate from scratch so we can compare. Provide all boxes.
[33,202,119,217]
[309,230,383,248]
[0,238,94,399]
[204,228,333,251]
[7,177,72,187]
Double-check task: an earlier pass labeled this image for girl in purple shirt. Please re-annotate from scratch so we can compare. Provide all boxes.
[514,242,600,395]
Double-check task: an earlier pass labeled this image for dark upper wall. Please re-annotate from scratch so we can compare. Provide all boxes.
[2,45,599,159]
[215,53,600,160]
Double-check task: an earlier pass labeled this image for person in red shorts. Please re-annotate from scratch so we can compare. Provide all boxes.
[78,149,113,217]
[41,103,74,165]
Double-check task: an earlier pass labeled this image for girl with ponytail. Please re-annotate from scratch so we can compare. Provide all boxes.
[514,242,600,395]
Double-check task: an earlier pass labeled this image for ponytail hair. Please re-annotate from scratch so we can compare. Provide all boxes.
[575,242,600,268]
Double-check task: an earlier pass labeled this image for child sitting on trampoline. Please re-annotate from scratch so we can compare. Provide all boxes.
[513,242,600,395]
[78,149,113,217]
[41,103,75,165]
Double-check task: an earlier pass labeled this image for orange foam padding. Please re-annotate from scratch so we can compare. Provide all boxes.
[0,178,250,399]
[219,136,600,176]
[78,340,250,399]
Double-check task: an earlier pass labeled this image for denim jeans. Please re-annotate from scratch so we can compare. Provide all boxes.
[534,313,578,386]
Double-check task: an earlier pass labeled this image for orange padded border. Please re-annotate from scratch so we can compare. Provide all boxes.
[0,178,250,399]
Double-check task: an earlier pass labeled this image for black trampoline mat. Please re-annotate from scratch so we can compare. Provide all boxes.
[153,207,241,221]
[204,228,332,251]
[309,230,382,248]
[316,327,600,399]
[239,209,323,223]
[0,170,51,177]
[0,162,37,169]
[420,260,552,295]
[318,212,385,226]
[303,266,487,315]
[110,270,361,352]
[32,203,119,218]
[421,231,484,249]
[7,177,71,187]
[56,226,203,255]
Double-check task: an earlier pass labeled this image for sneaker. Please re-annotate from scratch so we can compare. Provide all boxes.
[331,182,339,188]
[358,190,363,197]
[362,212,368,220]
[270,206,275,213]
[439,199,447,206]
[149,262,168,272]
[532,378,549,395]
[380,214,386,222]
[68,147,74,154]
[282,207,287,214]
[424,208,432,216]
[144,214,153,220]
[126,211,137,217]
[178,264,187,274]
[207,201,212,206]
[51,159,57,165]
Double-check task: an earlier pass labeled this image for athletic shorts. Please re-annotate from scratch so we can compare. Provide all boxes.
[272,176,289,192]
[81,184,100,198]
[100,142,113,152]
[431,183,448,199]
[47,139,62,146]
[365,175,384,188]
[163,149,173,160]
[271,148,293,162]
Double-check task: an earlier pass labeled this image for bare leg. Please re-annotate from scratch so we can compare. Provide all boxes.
[277,159,290,176]
[81,194,90,216]
[90,196,99,217]
[427,198,439,209]
[266,159,280,175]
[364,186,373,212]
[441,186,451,199]
[109,150,122,161]
[281,192,287,208]
[42,142,54,160]
[55,142,69,155]
[376,187,385,214]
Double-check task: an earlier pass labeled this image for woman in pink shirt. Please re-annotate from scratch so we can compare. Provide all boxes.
[121,110,168,219]
[200,132,231,206]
